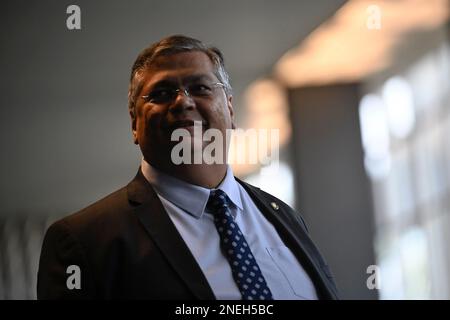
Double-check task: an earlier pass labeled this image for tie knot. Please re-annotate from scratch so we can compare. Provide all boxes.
[206,189,231,213]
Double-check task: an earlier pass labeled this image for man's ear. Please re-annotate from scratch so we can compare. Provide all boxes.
[130,108,138,144]
[227,95,236,129]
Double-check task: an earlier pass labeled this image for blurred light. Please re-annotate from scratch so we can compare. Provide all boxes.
[364,155,392,182]
[244,79,291,146]
[406,50,446,111]
[378,240,405,299]
[232,79,291,177]
[378,226,430,299]
[244,161,295,207]
[274,0,450,87]
[399,227,430,299]
[382,76,416,139]
[359,94,391,180]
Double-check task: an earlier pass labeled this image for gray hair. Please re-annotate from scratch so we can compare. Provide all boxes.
[128,35,232,117]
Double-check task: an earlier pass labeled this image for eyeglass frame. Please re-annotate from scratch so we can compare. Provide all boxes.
[141,81,226,104]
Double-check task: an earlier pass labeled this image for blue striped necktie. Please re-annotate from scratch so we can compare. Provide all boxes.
[206,189,273,300]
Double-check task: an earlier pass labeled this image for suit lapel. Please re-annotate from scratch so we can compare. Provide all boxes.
[236,178,339,300]
[127,169,215,300]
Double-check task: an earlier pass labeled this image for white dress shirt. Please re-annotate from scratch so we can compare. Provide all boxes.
[141,159,318,300]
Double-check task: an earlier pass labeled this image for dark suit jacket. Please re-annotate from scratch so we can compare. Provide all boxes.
[37,169,338,299]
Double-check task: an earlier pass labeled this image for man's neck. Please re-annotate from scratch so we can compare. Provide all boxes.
[147,160,228,189]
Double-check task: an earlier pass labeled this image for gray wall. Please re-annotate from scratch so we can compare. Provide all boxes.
[289,84,378,299]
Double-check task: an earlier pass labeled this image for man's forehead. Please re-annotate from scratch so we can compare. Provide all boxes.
[139,51,217,87]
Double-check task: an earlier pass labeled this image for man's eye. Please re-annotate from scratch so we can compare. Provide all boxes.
[149,89,172,101]
[190,84,212,95]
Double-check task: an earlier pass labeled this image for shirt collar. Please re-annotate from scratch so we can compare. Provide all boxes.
[140,158,243,219]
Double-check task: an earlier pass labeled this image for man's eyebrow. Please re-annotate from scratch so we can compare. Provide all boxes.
[148,79,177,89]
[149,74,214,88]
[142,74,216,95]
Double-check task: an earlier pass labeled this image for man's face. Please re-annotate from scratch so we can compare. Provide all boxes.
[131,51,235,167]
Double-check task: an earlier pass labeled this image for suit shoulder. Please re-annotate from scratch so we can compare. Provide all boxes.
[48,186,134,240]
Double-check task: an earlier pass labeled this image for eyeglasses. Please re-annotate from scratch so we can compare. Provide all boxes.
[141,82,225,104]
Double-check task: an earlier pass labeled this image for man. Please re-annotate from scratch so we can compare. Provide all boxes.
[37,35,338,300]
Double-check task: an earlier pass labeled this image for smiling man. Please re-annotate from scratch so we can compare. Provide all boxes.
[37,35,338,300]
[130,47,233,188]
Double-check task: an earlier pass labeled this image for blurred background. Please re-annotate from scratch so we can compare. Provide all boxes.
[0,0,449,299]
